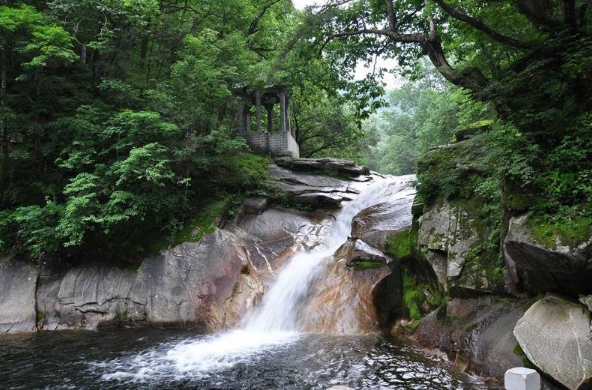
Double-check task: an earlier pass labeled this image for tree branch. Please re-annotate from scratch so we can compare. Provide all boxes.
[420,39,488,90]
[248,0,282,36]
[386,0,396,31]
[434,0,532,49]
[511,0,561,29]
[303,140,344,157]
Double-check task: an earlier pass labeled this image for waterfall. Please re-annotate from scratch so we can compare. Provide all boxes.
[243,176,408,333]
[104,175,415,378]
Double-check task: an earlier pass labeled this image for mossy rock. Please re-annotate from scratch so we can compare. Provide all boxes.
[453,120,493,142]
[353,260,384,271]
[501,178,539,211]
[402,268,444,320]
[526,213,592,249]
[385,229,416,260]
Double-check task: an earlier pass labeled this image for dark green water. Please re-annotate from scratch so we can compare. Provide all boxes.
[0,328,496,390]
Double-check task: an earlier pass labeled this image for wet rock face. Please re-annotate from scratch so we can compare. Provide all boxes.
[274,157,370,177]
[351,196,414,252]
[300,256,392,334]
[0,158,395,334]
[504,214,592,295]
[130,230,258,331]
[414,297,526,380]
[33,206,318,333]
[267,164,361,210]
[38,264,141,330]
[34,229,263,332]
[514,294,592,390]
[0,258,38,333]
[417,201,502,296]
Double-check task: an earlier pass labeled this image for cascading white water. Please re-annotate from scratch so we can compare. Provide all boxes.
[243,176,410,333]
[100,176,415,380]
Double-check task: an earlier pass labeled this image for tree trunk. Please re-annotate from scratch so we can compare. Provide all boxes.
[140,35,149,69]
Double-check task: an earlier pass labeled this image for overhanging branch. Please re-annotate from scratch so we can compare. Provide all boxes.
[434,0,532,50]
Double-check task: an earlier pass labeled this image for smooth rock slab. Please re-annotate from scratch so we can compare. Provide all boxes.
[505,367,540,390]
[514,294,592,390]
[0,258,38,333]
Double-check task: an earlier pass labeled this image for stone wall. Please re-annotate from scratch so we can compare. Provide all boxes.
[247,131,299,158]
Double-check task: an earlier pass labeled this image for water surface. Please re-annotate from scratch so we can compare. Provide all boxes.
[0,329,491,389]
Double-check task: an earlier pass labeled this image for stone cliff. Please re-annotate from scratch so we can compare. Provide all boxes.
[0,158,394,335]
[397,138,592,390]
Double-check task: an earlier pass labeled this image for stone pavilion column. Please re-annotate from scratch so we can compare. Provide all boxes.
[245,105,251,135]
[279,91,287,133]
[255,91,262,134]
[286,95,294,136]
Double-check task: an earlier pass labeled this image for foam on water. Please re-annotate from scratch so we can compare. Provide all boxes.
[97,330,300,382]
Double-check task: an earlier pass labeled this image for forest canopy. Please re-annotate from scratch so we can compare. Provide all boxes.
[0,0,590,262]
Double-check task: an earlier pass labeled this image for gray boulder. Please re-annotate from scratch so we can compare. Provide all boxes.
[334,238,393,269]
[0,258,38,333]
[415,297,526,379]
[413,297,562,389]
[267,164,362,209]
[417,201,502,295]
[351,198,414,252]
[274,156,370,176]
[130,228,261,330]
[504,214,592,295]
[514,294,592,390]
[241,197,268,215]
[579,295,592,312]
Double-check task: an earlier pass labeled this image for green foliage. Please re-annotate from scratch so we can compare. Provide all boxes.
[403,274,424,321]
[512,344,536,369]
[166,197,231,247]
[385,229,416,260]
[364,66,497,175]
[0,0,306,261]
[402,269,443,321]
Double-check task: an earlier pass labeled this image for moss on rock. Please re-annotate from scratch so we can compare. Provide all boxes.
[526,213,592,249]
[385,229,417,260]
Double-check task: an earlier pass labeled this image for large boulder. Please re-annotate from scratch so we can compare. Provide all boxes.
[417,200,503,296]
[514,294,592,390]
[300,250,392,334]
[274,157,370,177]
[0,258,38,333]
[351,180,415,252]
[413,297,562,389]
[335,238,393,269]
[266,164,362,209]
[504,213,592,295]
[130,229,260,330]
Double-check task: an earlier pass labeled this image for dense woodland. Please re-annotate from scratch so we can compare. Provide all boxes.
[1,0,590,262]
